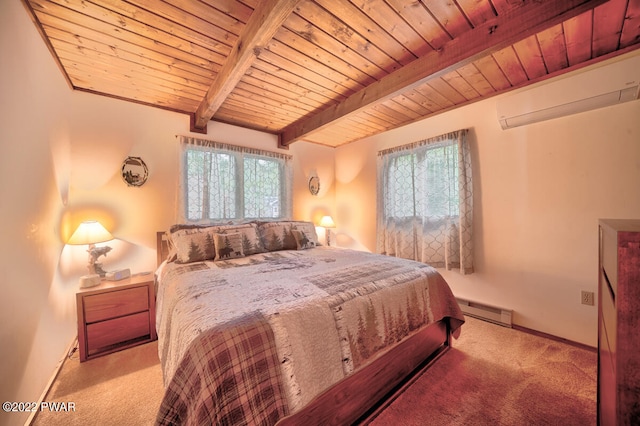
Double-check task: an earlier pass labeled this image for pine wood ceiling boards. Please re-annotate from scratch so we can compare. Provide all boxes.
[22,0,640,148]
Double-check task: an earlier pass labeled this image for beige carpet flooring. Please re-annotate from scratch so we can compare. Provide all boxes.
[369,317,597,426]
[32,340,164,425]
[32,316,596,425]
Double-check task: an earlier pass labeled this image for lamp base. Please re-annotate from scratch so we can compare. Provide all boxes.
[79,274,102,289]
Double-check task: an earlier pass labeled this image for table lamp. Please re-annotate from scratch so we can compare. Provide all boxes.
[319,215,336,246]
[67,220,114,287]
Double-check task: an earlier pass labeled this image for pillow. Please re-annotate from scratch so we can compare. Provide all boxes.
[214,223,266,256]
[164,231,178,263]
[168,222,266,263]
[170,227,218,264]
[213,233,244,261]
[169,221,233,233]
[257,221,298,251]
[291,222,320,246]
[257,221,320,251]
[292,229,319,250]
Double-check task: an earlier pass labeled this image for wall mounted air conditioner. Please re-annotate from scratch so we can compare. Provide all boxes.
[496,54,640,130]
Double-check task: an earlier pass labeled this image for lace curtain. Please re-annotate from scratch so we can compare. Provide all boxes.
[178,136,293,223]
[376,129,473,274]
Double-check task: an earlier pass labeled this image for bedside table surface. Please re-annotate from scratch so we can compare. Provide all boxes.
[77,272,154,295]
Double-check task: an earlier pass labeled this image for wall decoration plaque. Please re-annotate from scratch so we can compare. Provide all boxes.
[121,156,148,187]
[308,176,320,196]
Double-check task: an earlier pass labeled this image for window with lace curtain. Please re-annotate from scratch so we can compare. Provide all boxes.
[179,136,293,222]
[376,129,474,274]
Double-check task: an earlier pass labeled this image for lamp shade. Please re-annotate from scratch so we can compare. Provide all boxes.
[319,215,335,228]
[67,221,113,245]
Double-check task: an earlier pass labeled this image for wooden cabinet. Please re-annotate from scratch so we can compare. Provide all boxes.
[598,219,640,425]
[76,273,157,362]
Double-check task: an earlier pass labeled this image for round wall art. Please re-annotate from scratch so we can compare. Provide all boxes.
[308,175,320,195]
[121,156,149,187]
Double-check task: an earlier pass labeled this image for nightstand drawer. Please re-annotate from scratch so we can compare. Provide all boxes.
[84,286,149,323]
[86,311,150,352]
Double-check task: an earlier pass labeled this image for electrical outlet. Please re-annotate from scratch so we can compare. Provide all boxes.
[581,290,594,306]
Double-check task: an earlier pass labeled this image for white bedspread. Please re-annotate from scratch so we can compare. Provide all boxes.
[156,246,464,417]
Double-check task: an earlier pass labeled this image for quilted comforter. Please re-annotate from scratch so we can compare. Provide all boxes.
[155,246,464,425]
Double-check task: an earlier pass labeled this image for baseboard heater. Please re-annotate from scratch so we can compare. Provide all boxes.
[456,298,513,328]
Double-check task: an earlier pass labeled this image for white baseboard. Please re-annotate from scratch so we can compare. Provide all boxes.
[457,298,513,327]
[24,336,77,425]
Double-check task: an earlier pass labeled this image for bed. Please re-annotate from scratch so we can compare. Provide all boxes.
[154,221,464,425]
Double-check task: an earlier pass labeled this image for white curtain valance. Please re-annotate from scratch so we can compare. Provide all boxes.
[180,136,293,161]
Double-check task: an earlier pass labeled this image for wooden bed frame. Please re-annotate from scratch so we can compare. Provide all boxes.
[279,321,451,425]
[155,231,453,425]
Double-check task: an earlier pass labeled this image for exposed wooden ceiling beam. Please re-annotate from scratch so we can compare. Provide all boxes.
[191,0,302,133]
[279,0,609,146]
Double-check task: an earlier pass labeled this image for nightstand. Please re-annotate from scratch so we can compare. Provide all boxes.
[76,272,157,362]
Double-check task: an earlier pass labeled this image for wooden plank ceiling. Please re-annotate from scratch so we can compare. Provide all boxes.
[23,0,640,148]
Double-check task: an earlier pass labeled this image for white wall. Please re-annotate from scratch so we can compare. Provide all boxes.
[3,2,637,422]
[0,4,334,425]
[335,51,640,347]
[290,142,336,224]
[0,3,73,426]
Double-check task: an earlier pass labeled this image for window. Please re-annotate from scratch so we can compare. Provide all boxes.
[383,143,459,220]
[377,129,473,274]
[180,136,292,222]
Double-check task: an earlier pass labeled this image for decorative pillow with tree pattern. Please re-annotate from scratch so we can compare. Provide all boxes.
[170,223,265,263]
[292,229,318,250]
[171,227,217,264]
[257,221,320,252]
